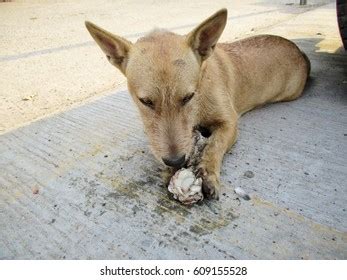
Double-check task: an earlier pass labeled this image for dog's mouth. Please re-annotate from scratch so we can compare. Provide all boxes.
[162,126,211,171]
[183,128,209,169]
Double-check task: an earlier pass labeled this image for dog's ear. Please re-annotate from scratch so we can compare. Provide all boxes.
[186,9,227,63]
[85,21,132,75]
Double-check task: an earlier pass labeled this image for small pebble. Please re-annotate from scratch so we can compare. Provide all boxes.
[244,170,254,178]
[234,187,250,200]
[32,187,39,195]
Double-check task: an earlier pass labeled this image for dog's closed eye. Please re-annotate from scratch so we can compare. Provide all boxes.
[139,98,154,109]
[182,92,195,106]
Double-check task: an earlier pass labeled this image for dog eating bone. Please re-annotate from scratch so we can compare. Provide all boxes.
[85,8,310,201]
[168,132,206,205]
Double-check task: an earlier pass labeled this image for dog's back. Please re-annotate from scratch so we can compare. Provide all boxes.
[207,35,310,115]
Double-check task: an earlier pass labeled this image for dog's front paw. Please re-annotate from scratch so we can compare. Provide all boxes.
[197,167,220,200]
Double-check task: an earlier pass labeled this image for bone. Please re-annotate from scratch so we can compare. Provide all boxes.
[168,169,203,205]
[167,132,207,205]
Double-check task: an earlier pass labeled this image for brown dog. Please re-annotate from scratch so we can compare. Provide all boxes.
[85,8,310,199]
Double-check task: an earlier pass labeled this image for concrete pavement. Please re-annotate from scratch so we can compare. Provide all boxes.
[0,1,346,259]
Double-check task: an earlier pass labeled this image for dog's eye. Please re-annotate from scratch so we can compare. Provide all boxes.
[139,98,154,109]
[182,92,195,106]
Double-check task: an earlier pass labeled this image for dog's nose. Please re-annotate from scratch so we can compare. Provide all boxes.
[162,154,186,168]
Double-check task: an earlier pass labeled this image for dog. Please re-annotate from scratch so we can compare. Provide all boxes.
[85,8,310,199]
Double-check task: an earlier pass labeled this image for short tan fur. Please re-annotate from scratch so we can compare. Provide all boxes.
[85,8,310,199]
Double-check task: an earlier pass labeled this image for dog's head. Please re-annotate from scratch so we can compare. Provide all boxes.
[86,9,227,168]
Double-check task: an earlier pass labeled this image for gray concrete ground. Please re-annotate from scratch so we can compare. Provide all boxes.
[0,1,346,259]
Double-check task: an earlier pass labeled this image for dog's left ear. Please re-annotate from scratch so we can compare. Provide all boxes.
[186,8,227,63]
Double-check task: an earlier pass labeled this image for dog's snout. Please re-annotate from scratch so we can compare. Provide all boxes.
[162,154,186,168]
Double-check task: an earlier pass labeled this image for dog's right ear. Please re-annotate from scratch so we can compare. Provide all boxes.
[186,9,227,63]
[85,21,132,75]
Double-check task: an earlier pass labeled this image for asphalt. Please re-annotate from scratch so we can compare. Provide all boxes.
[0,1,346,259]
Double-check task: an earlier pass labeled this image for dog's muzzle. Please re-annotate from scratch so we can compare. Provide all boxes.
[162,154,186,168]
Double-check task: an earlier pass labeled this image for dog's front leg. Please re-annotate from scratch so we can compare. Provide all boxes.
[198,119,238,199]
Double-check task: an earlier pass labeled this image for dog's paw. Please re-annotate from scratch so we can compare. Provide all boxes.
[196,167,220,200]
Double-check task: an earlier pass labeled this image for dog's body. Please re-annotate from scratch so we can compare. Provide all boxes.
[86,9,310,199]
[185,34,309,198]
